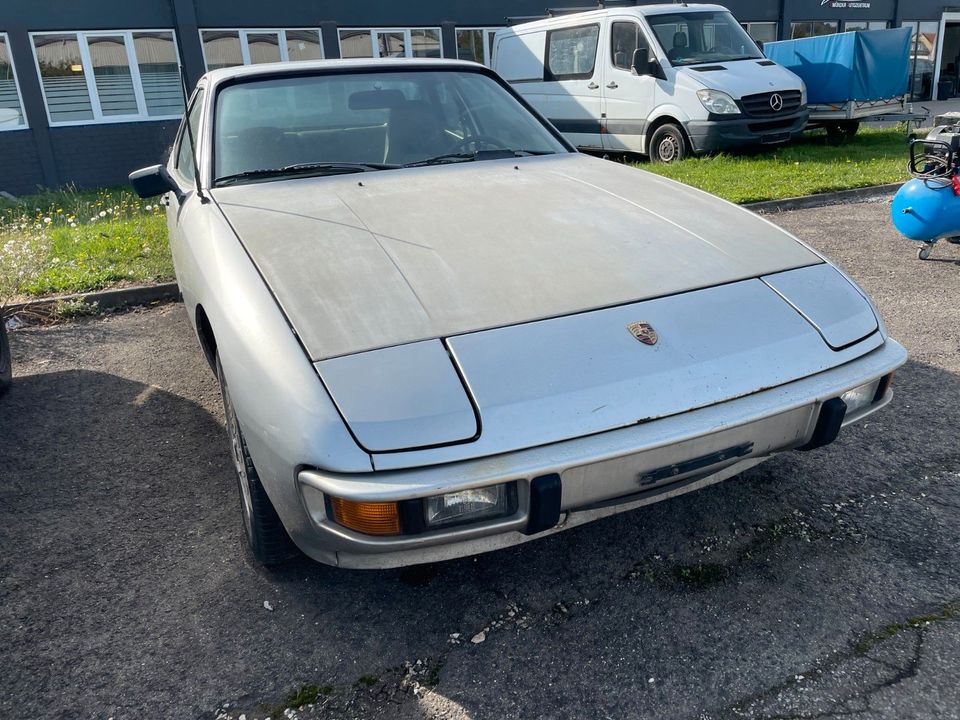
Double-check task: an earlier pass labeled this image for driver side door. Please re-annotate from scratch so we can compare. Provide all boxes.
[602,19,659,154]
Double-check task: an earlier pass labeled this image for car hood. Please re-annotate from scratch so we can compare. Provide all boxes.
[682,60,804,98]
[214,153,819,361]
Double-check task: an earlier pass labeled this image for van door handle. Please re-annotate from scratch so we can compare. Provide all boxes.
[606,81,619,90]
[587,81,599,89]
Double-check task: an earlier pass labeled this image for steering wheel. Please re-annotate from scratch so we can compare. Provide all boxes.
[451,135,510,153]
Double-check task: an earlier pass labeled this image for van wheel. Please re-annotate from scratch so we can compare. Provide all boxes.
[649,124,689,163]
[216,353,297,565]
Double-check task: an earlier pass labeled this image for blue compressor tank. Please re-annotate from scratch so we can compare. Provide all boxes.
[891,177,960,242]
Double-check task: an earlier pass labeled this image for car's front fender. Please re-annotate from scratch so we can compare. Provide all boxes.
[169,191,372,553]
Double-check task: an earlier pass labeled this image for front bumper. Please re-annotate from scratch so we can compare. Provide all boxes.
[686,109,809,153]
[295,339,906,568]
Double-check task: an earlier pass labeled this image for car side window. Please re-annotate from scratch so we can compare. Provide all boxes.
[611,22,641,71]
[175,88,205,183]
[545,24,600,81]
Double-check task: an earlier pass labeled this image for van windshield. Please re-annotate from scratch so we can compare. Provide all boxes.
[212,69,568,185]
[648,11,763,67]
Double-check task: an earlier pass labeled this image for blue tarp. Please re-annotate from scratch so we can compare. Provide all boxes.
[764,28,911,104]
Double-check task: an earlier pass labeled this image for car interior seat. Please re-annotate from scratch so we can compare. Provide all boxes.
[385,100,449,166]
[227,126,288,176]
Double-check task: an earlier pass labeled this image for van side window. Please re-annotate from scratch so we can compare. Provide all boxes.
[175,89,205,183]
[611,22,640,71]
[545,25,600,81]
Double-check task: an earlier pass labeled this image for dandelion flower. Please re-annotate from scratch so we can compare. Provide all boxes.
[145,205,153,211]
[99,210,107,217]
[43,217,52,224]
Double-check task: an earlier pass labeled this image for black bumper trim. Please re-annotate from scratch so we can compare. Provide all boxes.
[526,474,562,535]
[797,397,847,451]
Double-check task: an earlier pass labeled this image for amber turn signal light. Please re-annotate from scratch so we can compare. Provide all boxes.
[329,497,401,535]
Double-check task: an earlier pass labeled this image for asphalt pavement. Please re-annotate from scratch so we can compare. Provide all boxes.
[1,199,959,720]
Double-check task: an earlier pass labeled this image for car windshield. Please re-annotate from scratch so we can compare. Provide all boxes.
[213,69,568,185]
[648,11,763,67]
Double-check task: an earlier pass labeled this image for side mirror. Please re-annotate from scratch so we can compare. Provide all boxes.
[632,46,651,76]
[129,164,182,201]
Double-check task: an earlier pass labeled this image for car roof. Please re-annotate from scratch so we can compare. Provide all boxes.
[200,57,486,85]
[500,3,731,33]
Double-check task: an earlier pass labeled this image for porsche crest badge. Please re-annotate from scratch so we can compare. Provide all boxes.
[627,321,658,346]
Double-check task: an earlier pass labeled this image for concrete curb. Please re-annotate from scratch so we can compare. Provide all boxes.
[5,282,180,317]
[743,183,904,214]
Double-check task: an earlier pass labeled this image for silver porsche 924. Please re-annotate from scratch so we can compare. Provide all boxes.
[130,59,906,568]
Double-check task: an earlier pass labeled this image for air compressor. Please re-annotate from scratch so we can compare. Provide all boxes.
[892,125,960,260]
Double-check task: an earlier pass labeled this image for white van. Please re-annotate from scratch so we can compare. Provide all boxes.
[492,4,808,162]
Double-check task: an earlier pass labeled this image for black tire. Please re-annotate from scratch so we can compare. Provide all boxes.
[0,320,11,397]
[649,123,689,163]
[826,121,859,146]
[216,353,297,565]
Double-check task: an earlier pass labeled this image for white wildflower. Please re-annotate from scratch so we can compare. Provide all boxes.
[99,210,107,217]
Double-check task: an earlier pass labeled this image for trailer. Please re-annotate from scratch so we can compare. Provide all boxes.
[765,27,923,143]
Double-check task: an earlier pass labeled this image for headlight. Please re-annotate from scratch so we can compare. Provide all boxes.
[697,89,740,115]
[800,82,808,106]
[840,378,883,416]
[425,483,516,529]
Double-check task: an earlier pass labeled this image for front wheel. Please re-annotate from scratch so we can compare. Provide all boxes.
[648,124,689,163]
[217,353,297,565]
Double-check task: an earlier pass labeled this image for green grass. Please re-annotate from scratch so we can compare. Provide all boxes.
[641,127,913,204]
[0,186,173,302]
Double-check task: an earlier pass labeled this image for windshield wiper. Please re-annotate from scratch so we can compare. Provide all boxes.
[678,55,759,67]
[213,161,397,186]
[403,149,555,168]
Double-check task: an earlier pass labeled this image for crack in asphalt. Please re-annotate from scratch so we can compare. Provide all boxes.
[718,602,960,720]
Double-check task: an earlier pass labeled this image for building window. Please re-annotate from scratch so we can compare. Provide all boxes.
[905,20,941,102]
[285,30,323,62]
[31,30,185,126]
[200,29,324,70]
[134,32,186,117]
[0,33,28,129]
[456,28,501,66]
[844,21,890,32]
[790,22,839,40]
[741,22,778,45]
[338,28,443,59]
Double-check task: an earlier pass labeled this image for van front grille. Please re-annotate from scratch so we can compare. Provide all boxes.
[741,90,803,117]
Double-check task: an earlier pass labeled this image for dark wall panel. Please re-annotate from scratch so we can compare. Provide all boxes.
[0,130,45,196]
[1,0,955,32]
[2,0,173,30]
[47,122,178,190]
[189,0,784,27]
